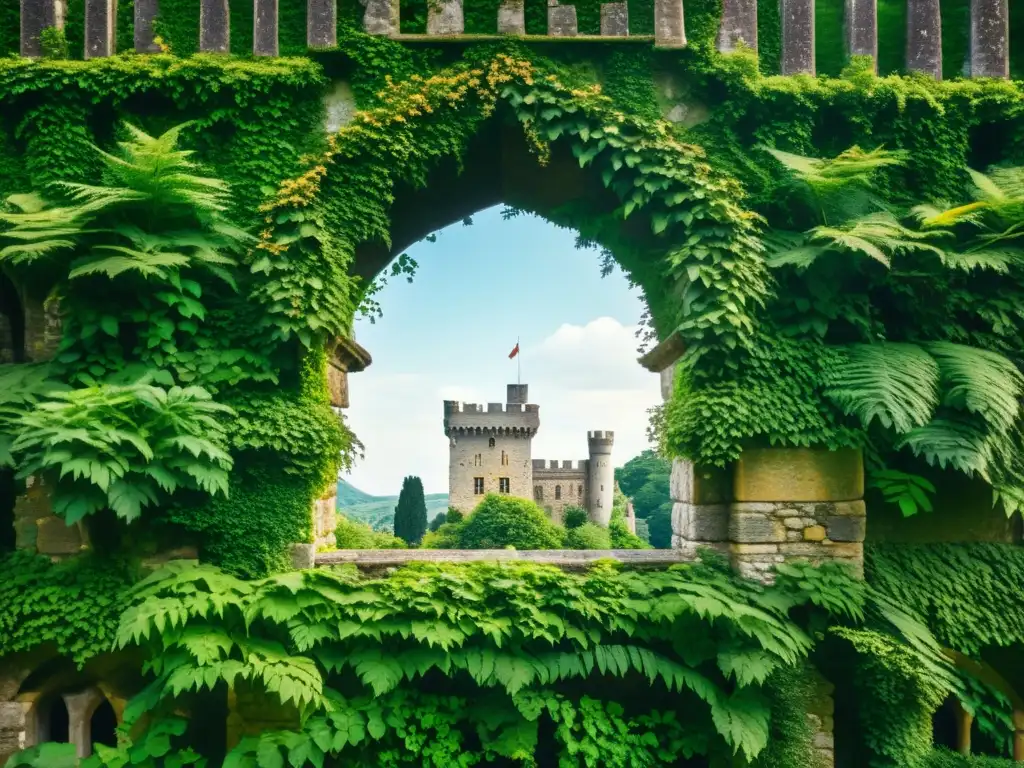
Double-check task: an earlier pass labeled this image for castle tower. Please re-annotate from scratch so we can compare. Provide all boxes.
[586,430,615,525]
[444,385,540,513]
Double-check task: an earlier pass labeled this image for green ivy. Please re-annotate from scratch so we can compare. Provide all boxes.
[0,550,133,666]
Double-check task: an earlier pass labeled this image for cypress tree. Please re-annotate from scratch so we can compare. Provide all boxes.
[394,475,428,545]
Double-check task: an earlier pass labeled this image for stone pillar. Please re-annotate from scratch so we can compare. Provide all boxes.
[717,0,756,53]
[729,447,866,583]
[844,0,876,67]
[1013,709,1024,761]
[85,0,116,58]
[906,0,941,79]
[497,0,525,33]
[427,0,463,33]
[313,489,337,549]
[199,0,230,52]
[253,0,278,55]
[969,0,1009,78]
[780,0,815,74]
[654,0,685,47]
[20,0,63,57]
[63,689,104,758]
[363,0,398,34]
[954,699,973,754]
[548,3,577,36]
[600,3,627,35]
[134,0,162,52]
[307,0,336,47]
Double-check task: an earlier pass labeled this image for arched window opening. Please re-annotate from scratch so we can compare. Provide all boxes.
[555,485,561,500]
[37,695,70,744]
[578,485,583,498]
[534,486,543,501]
[488,437,495,448]
[90,699,118,750]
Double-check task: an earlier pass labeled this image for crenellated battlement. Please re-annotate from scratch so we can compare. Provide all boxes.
[12,0,1015,82]
[587,430,614,453]
[532,459,589,473]
[443,396,540,435]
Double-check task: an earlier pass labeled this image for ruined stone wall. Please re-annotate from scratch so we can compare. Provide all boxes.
[532,460,588,523]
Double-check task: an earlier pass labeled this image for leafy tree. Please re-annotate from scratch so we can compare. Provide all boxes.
[563,505,588,529]
[393,475,427,545]
[615,451,672,548]
[566,522,611,549]
[424,494,565,550]
[428,512,446,532]
[335,515,406,549]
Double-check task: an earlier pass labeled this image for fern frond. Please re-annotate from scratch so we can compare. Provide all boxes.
[824,343,940,433]
[896,418,994,477]
[925,342,1023,433]
[807,212,948,268]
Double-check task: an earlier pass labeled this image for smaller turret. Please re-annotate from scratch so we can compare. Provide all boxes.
[586,430,615,526]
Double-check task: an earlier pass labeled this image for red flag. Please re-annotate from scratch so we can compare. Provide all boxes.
[508,343,520,359]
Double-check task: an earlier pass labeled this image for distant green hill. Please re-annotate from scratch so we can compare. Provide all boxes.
[337,479,449,532]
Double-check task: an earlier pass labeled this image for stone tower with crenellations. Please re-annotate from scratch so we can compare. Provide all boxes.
[444,384,614,523]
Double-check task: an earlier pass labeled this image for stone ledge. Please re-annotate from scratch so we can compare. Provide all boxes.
[315,549,695,570]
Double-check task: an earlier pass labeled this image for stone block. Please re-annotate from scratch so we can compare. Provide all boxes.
[324,81,356,133]
[600,3,628,35]
[290,543,315,570]
[717,0,757,52]
[672,503,729,541]
[547,4,577,36]
[22,295,61,362]
[134,0,162,52]
[0,703,25,731]
[730,543,779,555]
[364,0,397,36]
[308,0,337,47]
[671,460,731,504]
[427,0,464,34]
[654,0,685,46]
[824,515,865,542]
[906,0,941,78]
[780,0,815,74]
[141,546,199,570]
[199,0,230,52]
[803,525,826,542]
[497,0,525,33]
[35,516,87,555]
[730,513,785,544]
[733,447,863,503]
[253,0,279,56]
[85,0,116,58]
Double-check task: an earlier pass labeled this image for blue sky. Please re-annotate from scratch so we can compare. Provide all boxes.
[343,205,662,496]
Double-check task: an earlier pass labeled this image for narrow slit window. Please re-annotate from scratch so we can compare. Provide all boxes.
[555,485,561,500]
[488,437,495,448]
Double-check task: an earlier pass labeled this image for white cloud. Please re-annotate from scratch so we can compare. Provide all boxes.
[344,318,661,496]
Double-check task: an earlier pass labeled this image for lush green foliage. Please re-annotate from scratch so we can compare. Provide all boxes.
[922,749,1018,768]
[0,550,132,666]
[565,521,611,549]
[101,556,876,765]
[393,475,427,545]
[334,514,406,549]
[614,451,671,548]
[562,505,588,529]
[424,494,565,550]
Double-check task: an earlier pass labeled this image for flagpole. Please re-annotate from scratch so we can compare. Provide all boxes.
[517,336,521,385]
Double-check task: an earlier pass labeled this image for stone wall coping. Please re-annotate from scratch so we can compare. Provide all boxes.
[315,549,694,569]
